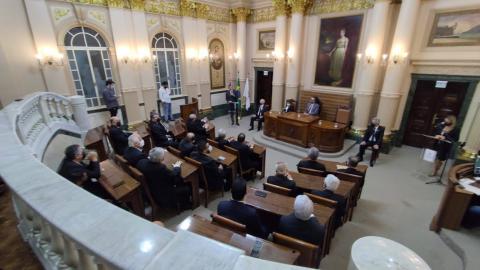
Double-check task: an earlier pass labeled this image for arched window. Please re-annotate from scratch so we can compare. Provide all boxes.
[64,26,112,108]
[152,33,182,95]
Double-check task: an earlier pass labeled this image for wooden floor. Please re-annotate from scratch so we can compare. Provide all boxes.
[0,188,43,270]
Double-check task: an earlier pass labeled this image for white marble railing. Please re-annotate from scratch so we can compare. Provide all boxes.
[0,92,307,270]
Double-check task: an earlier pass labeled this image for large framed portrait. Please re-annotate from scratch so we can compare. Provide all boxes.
[314,14,363,88]
[258,30,275,51]
[209,38,225,89]
[428,9,480,47]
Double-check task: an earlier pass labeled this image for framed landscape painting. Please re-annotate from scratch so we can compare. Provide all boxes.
[258,30,275,51]
[428,9,480,47]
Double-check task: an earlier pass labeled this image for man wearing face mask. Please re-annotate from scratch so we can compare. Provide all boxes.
[58,144,109,199]
[304,97,321,116]
[357,117,384,167]
[149,112,176,148]
[283,99,295,113]
[249,99,268,131]
[108,116,131,155]
[190,140,227,191]
[102,79,120,117]
[123,133,147,167]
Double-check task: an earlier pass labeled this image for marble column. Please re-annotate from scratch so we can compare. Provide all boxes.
[352,0,391,132]
[285,0,309,102]
[377,0,421,134]
[271,0,288,111]
[232,8,251,92]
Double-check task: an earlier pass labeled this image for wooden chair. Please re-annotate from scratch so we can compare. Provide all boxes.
[126,165,160,220]
[167,146,182,158]
[184,156,224,207]
[298,167,326,177]
[272,232,320,268]
[224,145,256,179]
[114,154,130,172]
[210,213,247,235]
[207,138,220,148]
[334,171,363,221]
[305,193,338,209]
[263,182,292,197]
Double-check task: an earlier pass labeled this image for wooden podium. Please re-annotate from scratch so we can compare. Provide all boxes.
[180,100,198,120]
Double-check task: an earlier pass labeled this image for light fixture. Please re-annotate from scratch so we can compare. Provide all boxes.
[187,48,198,62]
[198,48,208,62]
[364,46,376,64]
[381,53,388,66]
[287,48,294,62]
[233,51,240,61]
[390,46,409,64]
[117,47,131,64]
[136,47,152,64]
[35,47,64,66]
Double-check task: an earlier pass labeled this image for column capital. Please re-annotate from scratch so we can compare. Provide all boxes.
[129,0,145,11]
[287,0,313,14]
[231,7,251,22]
[180,0,197,17]
[196,3,210,20]
[272,0,289,17]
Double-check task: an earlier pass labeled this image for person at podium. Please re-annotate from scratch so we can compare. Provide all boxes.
[304,97,321,116]
[429,115,459,177]
[226,83,240,126]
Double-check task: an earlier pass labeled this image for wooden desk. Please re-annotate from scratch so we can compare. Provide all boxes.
[85,126,108,161]
[320,159,368,175]
[277,112,320,147]
[430,163,477,232]
[177,215,299,264]
[243,188,334,257]
[290,171,355,221]
[252,144,266,178]
[99,160,144,217]
[309,121,346,153]
[205,146,238,181]
[162,151,200,208]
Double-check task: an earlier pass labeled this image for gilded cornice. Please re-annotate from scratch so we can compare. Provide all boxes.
[144,1,180,16]
[287,0,313,14]
[249,6,276,23]
[129,0,145,11]
[231,7,251,22]
[180,0,197,17]
[272,0,289,17]
[309,0,374,15]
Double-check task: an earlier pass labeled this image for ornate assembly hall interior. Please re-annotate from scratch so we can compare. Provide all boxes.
[1,0,480,269]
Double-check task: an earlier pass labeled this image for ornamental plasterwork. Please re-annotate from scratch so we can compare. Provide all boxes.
[144,0,180,16]
[88,10,106,24]
[51,7,72,22]
[309,0,374,15]
[201,4,232,23]
[207,23,228,37]
[146,17,160,29]
[249,6,276,23]
[160,16,181,35]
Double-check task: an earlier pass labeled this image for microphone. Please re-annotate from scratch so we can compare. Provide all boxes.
[435,121,445,129]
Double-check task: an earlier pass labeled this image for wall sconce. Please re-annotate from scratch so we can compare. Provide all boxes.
[287,48,294,62]
[381,54,388,66]
[136,47,152,64]
[198,48,208,62]
[389,46,409,64]
[117,47,131,64]
[356,47,378,65]
[271,50,284,62]
[35,47,64,66]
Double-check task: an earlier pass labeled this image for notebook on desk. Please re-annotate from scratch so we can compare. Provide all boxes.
[104,177,124,188]
[336,165,348,170]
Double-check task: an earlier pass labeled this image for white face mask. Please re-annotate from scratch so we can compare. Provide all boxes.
[208,145,213,152]
[139,139,145,148]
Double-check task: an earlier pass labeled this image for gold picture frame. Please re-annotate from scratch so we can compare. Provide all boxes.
[428,9,480,47]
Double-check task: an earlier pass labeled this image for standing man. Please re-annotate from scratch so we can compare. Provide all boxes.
[159,81,173,122]
[226,82,240,126]
[102,79,120,117]
[249,99,268,131]
[357,117,384,167]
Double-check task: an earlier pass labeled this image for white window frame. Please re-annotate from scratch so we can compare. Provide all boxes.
[152,33,182,96]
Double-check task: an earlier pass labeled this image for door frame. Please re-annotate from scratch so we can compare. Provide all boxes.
[396,73,479,147]
[254,67,273,106]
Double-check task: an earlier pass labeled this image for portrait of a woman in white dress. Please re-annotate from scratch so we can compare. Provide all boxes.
[328,28,348,86]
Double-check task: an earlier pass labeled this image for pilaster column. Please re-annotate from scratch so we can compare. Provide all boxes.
[352,0,391,131]
[285,0,310,102]
[232,7,251,91]
[377,0,421,134]
[271,0,289,111]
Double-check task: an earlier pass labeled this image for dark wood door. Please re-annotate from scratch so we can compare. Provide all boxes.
[403,80,468,147]
[255,70,273,107]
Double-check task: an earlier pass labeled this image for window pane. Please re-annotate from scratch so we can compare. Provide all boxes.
[72,71,79,81]
[104,60,110,68]
[166,51,176,89]
[74,50,96,98]
[106,69,112,78]
[92,98,99,107]
[171,38,177,48]
[89,50,107,97]
[87,99,92,107]
[67,50,74,59]
[158,51,167,83]
[86,35,100,47]
[74,80,82,90]
[69,60,77,70]
[70,27,82,35]
[165,39,173,48]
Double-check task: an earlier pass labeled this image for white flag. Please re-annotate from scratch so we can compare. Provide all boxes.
[243,79,250,111]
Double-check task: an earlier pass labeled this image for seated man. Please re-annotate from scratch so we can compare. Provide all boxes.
[277,195,325,246]
[229,133,261,175]
[215,129,232,150]
[249,99,268,131]
[338,156,365,187]
[218,178,268,238]
[123,133,147,167]
[187,113,209,141]
[267,162,297,194]
[149,112,176,148]
[357,117,384,167]
[297,147,326,172]
[179,132,196,157]
[312,174,346,229]
[137,147,190,209]
[283,99,295,113]
[108,116,130,155]
[190,140,227,191]
[304,97,321,116]
[58,144,109,199]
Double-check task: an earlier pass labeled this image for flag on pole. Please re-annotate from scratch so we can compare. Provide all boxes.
[243,78,250,111]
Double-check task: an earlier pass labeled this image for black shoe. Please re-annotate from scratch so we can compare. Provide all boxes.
[236,123,239,126]
[231,122,234,125]
[370,160,375,167]
[249,127,254,131]
[257,128,261,131]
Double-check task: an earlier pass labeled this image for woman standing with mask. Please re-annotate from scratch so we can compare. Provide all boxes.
[430,115,459,177]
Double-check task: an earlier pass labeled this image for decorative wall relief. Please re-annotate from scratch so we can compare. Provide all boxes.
[209,39,226,89]
[428,9,480,47]
[88,10,106,24]
[147,17,159,29]
[51,7,72,23]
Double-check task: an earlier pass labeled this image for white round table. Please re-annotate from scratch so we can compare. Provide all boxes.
[348,236,431,270]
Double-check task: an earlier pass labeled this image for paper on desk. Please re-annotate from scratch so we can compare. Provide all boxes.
[459,178,480,195]
[336,165,348,170]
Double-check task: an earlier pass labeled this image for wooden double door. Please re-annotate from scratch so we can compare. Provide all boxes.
[403,80,468,148]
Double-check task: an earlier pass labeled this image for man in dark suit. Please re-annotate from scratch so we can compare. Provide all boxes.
[267,162,297,194]
[149,112,176,148]
[190,140,226,191]
[137,147,190,209]
[215,129,232,150]
[58,144,109,199]
[226,83,240,125]
[337,156,364,177]
[357,117,384,167]
[277,195,325,246]
[297,147,326,172]
[123,133,147,167]
[179,132,196,157]
[304,97,321,116]
[108,116,130,155]
[229,133,261,175]
[187,113,209,141]
[249,99,268,131]
[312,174,346,229]
[218,178,268,238]
[283,99,295,113]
